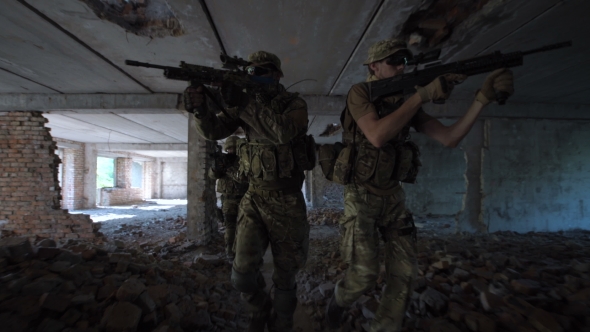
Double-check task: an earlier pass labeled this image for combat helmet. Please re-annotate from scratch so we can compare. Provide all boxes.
[363,38,411,65]
[248,51,284,77]
[224,136,239,152]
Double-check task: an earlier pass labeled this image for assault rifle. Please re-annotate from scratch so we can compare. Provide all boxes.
[370,41,572,105]
[209,145,237,174]
[125,54,275,116]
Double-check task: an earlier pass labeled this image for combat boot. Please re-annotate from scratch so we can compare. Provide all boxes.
[325,293,346,329]
[245,293,272,332]
[268,286,298,332]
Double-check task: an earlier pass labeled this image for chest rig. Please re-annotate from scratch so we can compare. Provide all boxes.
[342,82,422,186]
[236,90,316,185]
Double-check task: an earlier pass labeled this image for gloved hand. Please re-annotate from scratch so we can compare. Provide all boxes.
[183,86,208,118]
[476,68,514,105]
[221,82,249,109]
[415,73,467,104]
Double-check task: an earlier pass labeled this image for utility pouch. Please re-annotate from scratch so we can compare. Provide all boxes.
[318,142,345,181]
[216,179,227,193]
[277,144,294,178]
[332,144,354,185]
[292,134,317,171]
[354,143,379,183]
[393,141,421,183]
[261,149,277,181]
[374,145,397,185]
[237,140,251,179]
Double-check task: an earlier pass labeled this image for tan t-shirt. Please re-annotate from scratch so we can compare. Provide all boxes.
[344,75,434,195]
[347,75,434,128]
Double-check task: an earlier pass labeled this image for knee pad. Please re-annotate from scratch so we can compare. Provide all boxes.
[231,268,260,293]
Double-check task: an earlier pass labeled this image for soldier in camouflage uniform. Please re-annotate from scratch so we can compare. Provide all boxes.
[184,51,315,332]
[325,39,514,331]
[208,136,248,261]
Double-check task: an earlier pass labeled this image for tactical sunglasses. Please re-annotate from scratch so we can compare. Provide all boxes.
[385,51,414,67]
[246,65,274,76]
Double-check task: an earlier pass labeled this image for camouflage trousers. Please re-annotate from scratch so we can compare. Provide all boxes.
[335,184,417,332]
[221,194,243,256]
[232,189,309,312]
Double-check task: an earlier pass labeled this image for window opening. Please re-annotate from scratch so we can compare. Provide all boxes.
[132,161,144,188]
[97,157,115,188]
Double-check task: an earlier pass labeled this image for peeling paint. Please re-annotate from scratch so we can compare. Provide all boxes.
[398,0,491,49]
[79,0,184,38]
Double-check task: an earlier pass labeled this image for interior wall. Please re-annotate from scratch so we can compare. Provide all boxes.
[404,122,466,217]
[0,111,95,240]
[483,119,590,232]
[161,161,187,199]
[309,117,590,233]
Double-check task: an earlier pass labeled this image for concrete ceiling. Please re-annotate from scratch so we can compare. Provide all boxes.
[1,0,589,158]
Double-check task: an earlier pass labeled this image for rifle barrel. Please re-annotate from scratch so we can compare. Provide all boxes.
[521,41,572,56]
[125,60,174,70]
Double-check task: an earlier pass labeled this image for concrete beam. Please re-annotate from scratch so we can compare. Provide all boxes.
[55,141,82,149]
[94,143,187,151]
[0,93,181,111]
[97,151,155,161]
[3,93,589,120]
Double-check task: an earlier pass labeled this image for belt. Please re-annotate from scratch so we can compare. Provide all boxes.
[248,185,301,198]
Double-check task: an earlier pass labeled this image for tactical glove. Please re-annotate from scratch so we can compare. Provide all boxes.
[476,68,514,105]
[221,82,249,109]
[415,73,466,104]
[183,86,208,118]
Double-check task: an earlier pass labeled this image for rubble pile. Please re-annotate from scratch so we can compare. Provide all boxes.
[0,235,245,332]
[297,229,590,332]
[307,208,343,226]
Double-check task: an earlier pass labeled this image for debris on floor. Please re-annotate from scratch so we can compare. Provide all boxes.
[1,206,589,331]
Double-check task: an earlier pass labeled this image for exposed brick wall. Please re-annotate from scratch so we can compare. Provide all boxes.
[100,187,143,206]
[97,157,142,206]
[61,146,86,210]
[0,111,94,240]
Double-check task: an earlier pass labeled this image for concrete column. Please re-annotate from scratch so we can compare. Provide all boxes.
[61,146,86,210]
[115,157,132,188]
[187,115,216,244]
[152,158,162,199]
[304,170,313,206]
[308,164,344,209]
[456,119,486,233]
[143,161,153,199]
[83,143,97,209]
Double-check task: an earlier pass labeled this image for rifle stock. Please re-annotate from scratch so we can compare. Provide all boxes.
[370,41,572,105]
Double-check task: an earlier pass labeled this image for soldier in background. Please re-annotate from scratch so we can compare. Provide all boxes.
[184,51,315,331]
[208,135,248,261]
[325,39,514,331]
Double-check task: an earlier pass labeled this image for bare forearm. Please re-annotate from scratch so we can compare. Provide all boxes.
[361,94,423,147]
[442,100,485,147]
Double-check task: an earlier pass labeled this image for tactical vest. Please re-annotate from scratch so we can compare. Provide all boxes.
[341,82,421,190]
[236,90,316,190]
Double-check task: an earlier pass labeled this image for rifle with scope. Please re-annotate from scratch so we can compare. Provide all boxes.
[371,41,572,105]
[125,54,276,117]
